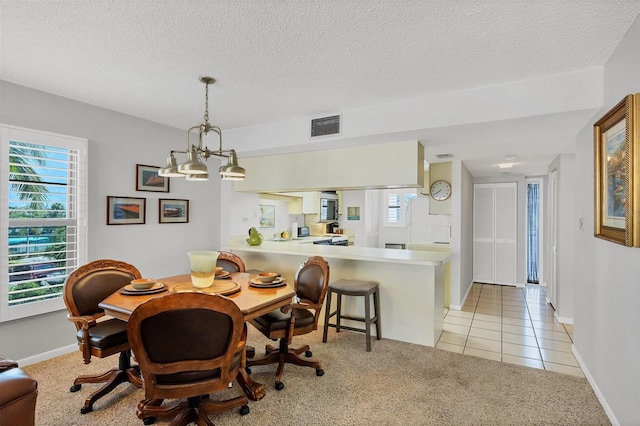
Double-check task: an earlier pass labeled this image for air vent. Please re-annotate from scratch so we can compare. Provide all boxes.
[310,114,341,138]
[435,153,454,159]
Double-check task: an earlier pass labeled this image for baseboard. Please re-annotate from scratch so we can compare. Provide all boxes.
[572,346,618,426]
[449,279,475,311]
[554,312,573,325]
[17,344,77,367]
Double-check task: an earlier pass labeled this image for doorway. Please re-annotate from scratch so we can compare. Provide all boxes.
[526,178,544,285]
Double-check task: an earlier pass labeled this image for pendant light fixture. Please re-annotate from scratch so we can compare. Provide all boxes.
[158,76,245,181]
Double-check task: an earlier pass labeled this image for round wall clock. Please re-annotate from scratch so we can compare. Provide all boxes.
[429,180,451,201]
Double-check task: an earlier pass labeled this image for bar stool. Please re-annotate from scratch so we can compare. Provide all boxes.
[322,279,381,351]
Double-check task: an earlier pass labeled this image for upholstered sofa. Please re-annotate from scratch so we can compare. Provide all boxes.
[0,356,38,425]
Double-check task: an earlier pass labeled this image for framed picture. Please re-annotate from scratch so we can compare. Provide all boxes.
[159,199,189,224]
[136,164,169,192]
[347,206,360,220]
[107,196,146,225]
[259,204,275,228]
[594,93,640,247]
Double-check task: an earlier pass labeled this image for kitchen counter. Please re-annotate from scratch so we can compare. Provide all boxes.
[227,240,450,266]
[226,241,449,347]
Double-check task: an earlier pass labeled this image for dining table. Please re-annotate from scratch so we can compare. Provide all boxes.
[98,271,295,401]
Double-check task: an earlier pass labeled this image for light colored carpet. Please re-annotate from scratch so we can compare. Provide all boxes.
[23,327,610,425]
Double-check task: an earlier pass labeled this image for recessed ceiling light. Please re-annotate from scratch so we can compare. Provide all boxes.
[498,162,514,169]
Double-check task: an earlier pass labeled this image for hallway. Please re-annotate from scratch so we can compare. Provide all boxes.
[437,283,583,377]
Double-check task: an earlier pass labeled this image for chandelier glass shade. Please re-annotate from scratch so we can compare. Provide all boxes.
[158,76,245,181]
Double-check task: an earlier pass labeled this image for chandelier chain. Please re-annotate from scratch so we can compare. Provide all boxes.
[204,81,209,124]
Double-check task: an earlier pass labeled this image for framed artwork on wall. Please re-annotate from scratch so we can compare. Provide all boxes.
[259,204,275,228]
[107,196,146,225]
[594,93,640,247]
[159,199,189,224]
[136,164,170,192]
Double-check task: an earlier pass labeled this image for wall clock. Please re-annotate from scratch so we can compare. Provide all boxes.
[429,180,451,201]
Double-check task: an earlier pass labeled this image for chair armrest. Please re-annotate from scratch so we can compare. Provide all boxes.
[67,313,99,329]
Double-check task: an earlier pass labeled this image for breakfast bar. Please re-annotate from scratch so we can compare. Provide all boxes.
[227,241,450,347]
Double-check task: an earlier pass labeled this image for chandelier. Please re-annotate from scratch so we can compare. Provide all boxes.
[158,76,245,181]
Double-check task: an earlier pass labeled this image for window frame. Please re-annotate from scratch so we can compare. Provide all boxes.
[383,189,417,228]
[1,124,88,322]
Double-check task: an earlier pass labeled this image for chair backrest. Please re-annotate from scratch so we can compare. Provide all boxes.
[63,259,141,329]
[217,251,246,273]
[294,256,330,306]
[127,292,246,400]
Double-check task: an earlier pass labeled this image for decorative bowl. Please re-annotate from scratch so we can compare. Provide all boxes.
[257,272,278,283]
[130,278,156,290]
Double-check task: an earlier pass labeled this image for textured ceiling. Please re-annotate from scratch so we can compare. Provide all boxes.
[2,1,639,177]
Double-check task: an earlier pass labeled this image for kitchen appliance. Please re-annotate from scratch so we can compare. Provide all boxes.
[324,222,338,234]
[313,236,348,246]
[320,192,339,222]
[297,226,310,237]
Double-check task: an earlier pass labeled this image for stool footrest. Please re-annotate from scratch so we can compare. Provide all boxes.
[326,324,376,335]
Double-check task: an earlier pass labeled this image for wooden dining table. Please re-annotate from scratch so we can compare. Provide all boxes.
[98,272,295,401]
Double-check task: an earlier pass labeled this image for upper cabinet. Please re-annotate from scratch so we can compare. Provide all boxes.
[234,140,424,193]
[302,192,320,214]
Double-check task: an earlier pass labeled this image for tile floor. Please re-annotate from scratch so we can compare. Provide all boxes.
[437,282,584,377]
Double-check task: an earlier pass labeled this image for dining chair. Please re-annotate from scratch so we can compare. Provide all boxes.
[217,251,246,272]
[127,292,250,426]
[62,259,143,414]
[246,255,330,390]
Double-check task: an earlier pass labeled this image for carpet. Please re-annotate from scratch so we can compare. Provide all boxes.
[23,327,610,425]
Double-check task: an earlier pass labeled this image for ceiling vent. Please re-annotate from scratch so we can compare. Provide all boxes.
[435,153,454,159]
[310,114,341,138]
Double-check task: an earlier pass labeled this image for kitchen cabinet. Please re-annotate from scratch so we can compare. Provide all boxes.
[288,197,302,214]
[302,192,320,214]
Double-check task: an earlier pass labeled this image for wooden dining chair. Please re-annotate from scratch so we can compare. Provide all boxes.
[127,292,250,425]
[217,251,246,273]
[63,259,143,414]
[246,256,330,390]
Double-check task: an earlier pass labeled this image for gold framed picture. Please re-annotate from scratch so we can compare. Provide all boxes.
[594,94,639,247]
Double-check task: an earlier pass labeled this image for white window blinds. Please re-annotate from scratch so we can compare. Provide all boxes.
[1,125,87,321]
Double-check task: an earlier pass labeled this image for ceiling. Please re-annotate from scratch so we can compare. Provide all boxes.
[2,1,639,177]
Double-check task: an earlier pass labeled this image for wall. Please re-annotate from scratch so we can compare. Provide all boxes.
[450,160,474,308]
[572,15,640,425]
[547,154,575,323]
[0,81,224,361]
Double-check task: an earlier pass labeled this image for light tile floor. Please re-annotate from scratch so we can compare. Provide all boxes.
[437,283,584,377]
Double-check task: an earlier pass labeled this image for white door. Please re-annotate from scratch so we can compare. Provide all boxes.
[547,170,558,307]
[473,182,517,285]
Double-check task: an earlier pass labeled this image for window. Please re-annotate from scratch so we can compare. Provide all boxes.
[384,189,416,227]
[1,125,87,321]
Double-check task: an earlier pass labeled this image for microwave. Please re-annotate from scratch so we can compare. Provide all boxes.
[297,226,310,237]
[320,192,339,222]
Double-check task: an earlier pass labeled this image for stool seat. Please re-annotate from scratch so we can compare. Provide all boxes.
[329,279,379,294]
[323,279,381,351]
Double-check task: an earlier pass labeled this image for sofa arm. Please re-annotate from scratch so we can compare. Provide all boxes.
[0,367,38,426]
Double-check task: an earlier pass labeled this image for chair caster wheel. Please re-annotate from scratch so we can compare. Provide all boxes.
[70,384,81,392]
[143,417,156,425]
[316,368,324,377]
[275,382,284,390]
[80,407,91,414]
[240,405,250,415]
[305,350,312,357]
[245,366,251,374]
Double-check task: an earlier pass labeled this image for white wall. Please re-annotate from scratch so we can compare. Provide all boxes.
[0,81,224,360]
[450,160,474,308]
[548,153,576,323]
[572,15,640,426]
